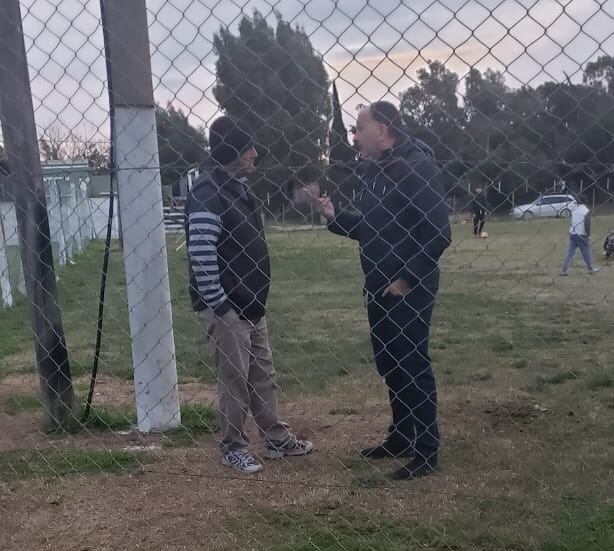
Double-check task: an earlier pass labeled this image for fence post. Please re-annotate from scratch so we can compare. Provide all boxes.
[76,178,90,248]
[49,178,68,266]
[0,208,13,308]
[105,0,180,432]
[0,0,75,428]
[68,181,83,254]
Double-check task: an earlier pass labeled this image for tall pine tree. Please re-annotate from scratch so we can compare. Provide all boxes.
[213,12,330,167]
[327,81,360,207]
[213,11,330,210]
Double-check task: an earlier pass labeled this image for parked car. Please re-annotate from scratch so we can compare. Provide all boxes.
[510,194,577,220]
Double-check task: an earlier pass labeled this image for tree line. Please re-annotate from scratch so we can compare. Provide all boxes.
[3,10,613,214]
[207,10,614,213]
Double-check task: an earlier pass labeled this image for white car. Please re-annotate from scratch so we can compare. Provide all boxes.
[510,194,577,220]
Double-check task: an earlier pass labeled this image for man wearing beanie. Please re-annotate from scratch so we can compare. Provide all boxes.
[185,115,313,474]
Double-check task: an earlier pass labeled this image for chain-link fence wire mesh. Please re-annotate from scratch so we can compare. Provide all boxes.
[1,0,614,549]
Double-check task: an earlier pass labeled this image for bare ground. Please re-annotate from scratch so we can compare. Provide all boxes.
[1,371,610,551]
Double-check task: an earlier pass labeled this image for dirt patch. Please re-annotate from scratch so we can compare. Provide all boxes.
[484,398,549,431]
[0,374,39,401]
[0,412,41,453]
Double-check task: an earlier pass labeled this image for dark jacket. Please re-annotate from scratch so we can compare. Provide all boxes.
[328,138,451,293]
[472,191,488,216]
[185,162,270,321]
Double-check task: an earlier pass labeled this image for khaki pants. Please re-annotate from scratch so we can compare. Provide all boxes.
[198,309,289,452]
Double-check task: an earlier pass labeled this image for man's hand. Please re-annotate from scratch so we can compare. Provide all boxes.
[317,195,335,221]
[382,278,412,297]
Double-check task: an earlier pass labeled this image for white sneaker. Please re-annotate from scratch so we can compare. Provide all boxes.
[264,435,314,459]
[222,449,263,474]
[590,268,601,274]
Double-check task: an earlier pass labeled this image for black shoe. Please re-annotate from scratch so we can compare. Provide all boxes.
[389,457,438,480]
[360,442,414,460]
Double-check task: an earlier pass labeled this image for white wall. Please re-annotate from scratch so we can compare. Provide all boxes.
[89,196,119,239]
[0,191,119,309]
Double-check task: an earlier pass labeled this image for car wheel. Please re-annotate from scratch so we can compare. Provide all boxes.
[522,211,534,220]
[560,208,571,218]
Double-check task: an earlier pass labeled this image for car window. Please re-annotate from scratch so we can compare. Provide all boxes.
[544,196,571,205]
[539,197,559,205]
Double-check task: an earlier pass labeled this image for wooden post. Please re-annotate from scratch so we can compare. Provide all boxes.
[0,0,75,429]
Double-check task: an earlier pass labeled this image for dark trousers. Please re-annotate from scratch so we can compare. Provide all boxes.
[473,212,485,235]
[366,285,440,462]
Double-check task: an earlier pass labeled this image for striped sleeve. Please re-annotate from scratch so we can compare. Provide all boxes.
[187,210,232,315]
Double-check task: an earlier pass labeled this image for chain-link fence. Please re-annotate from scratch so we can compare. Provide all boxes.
[1,0,613,549]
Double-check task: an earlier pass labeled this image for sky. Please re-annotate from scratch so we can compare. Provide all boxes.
[9,0,614,144]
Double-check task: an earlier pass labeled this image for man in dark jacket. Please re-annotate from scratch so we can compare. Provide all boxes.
[318,102,451,480]
[185,116,313,474]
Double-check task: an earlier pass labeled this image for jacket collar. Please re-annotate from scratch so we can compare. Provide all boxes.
[197,158,247,195]
[377,137,420,164]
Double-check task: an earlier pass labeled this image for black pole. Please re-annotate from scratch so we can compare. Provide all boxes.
[83,0,117,421]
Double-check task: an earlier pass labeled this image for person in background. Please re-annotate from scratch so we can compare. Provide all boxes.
[471,186,488,237]
[185,116,313,474]
[560,193,600,276]
[318,101,451,480]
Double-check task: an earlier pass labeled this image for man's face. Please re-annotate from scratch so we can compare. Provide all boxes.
[353,108,386,159]
[232,146,258,176]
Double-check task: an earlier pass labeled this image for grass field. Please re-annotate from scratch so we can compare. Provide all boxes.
[1,216,613,550]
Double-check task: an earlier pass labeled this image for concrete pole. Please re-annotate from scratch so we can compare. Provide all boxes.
[2,202,28,297]
[66,181,83,254]
[49,178,68,266]
[105,0,180,432]
[0,209,13,308]
[78,178,92,246]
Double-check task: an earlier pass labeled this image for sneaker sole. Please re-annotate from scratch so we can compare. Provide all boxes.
[263,443,314,460]
[221,457,263,474]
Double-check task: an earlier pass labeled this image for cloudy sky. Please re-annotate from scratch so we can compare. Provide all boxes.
[14,0,614,142]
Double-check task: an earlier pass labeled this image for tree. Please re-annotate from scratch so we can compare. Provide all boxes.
[584,55,614,95]
[39,123,70,161]
[400,60,465,161]
[213,10,330,183]
[461,68,515,207]
[39,122,109,171]
[329,82,354,164]
[327,81,360,206]
[155,103,208,188]
[464,68,509,156]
